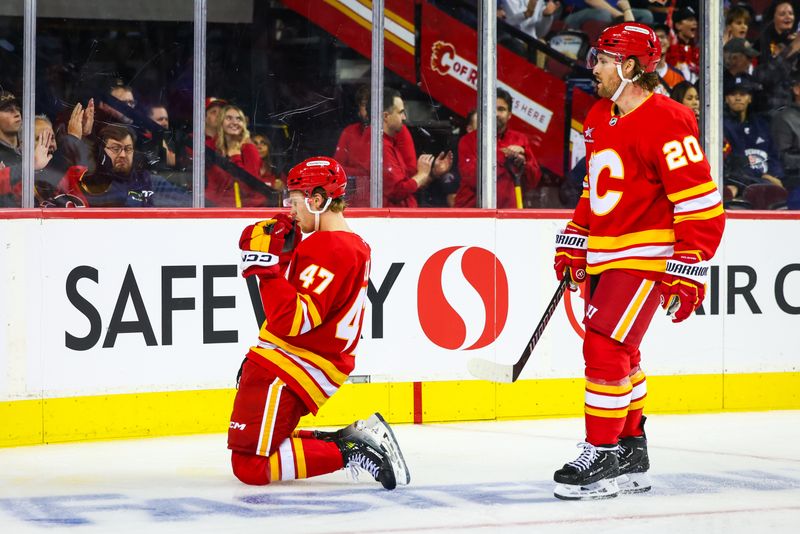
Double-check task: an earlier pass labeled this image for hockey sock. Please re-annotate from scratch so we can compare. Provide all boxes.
[231,438,343,485]
[621,368,647,438]
[584,376,631,446]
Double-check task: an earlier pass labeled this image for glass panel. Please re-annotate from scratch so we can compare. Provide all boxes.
[389,1,476,208]
[723,2,797,209]
[204,0,370,208]
[0,3,23,208]
[34,0,194,208]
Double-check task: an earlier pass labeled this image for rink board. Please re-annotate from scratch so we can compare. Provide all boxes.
[0,209,798,446]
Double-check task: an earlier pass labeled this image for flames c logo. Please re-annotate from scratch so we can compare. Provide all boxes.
[417,246,509,350]
[431,40,455,75]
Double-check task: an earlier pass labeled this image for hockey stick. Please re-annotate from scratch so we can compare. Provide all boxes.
[468,276,571,383]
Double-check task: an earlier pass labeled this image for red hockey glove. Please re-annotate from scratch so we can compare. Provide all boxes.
[239,214,300,278]
[660,252,709,323]
[554,223,588,291]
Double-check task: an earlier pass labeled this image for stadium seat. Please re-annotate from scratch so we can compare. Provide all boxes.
[580,19,609,45]
[741,183,788,210]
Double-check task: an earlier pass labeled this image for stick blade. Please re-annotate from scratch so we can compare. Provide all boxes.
[467,358,514,383]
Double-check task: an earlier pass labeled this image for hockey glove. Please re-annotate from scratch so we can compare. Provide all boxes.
[554,223,588,291]
[239,214,299,278]
[661,252,709,323]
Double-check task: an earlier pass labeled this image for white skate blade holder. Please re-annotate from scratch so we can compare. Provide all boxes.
[616,472,652,494]
[554,478,620,500]
[344,413,411,485]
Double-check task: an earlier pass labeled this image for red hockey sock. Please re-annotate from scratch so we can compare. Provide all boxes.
[584,377,630,446]
[621,368,647,438]
[231,438,343,485]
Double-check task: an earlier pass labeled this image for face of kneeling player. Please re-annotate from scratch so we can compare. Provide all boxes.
[288,190,325,233]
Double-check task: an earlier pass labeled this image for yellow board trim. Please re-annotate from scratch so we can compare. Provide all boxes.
[2,372,799,448]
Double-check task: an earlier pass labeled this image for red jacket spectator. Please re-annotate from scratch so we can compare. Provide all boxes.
[454,128,541,208]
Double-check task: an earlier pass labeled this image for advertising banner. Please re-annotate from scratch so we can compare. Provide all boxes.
[2,212,798,403]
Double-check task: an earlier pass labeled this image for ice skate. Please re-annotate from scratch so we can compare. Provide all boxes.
[617,417,651,494]
[340,412,411,486]
[553,442,620,500]
[338,438,397,490]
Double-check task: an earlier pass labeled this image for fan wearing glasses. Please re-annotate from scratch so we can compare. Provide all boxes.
[59,125,156,207]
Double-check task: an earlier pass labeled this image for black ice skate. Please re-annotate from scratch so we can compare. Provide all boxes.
[339,412,411,486]
[617,416,651,494]
[337,438,397,490]
[553,442,620,500]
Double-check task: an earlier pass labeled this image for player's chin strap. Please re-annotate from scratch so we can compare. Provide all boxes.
[304,197,332,232]
[610,63,642,103]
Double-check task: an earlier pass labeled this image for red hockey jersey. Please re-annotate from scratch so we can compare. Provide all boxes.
[571,93,725,276]
[247,230,371,414]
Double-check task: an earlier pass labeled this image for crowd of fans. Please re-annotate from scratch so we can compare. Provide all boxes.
[0,1,797,209]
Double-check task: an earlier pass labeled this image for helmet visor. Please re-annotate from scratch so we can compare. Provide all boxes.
[587,48,621,69]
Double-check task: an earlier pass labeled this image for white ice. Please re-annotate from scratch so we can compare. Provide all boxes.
[1,411,799,534]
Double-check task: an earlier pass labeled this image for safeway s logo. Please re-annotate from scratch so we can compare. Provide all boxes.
[417,246,509,350]
[431,40,456,75]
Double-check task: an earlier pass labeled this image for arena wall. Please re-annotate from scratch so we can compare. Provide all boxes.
[1,209,798,447]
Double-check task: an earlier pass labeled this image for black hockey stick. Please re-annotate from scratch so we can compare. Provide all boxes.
[468,276,571,383]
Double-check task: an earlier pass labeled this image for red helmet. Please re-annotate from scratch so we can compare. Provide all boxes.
[589,23,661,73]
[287,156,347,199]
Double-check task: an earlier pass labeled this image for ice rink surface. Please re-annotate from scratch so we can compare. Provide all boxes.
[1,411,799,534]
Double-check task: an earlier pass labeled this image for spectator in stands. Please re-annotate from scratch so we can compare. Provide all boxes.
[205,97,227,143]
[754,2,800,112]
[454,88,541,208]
[724,38,758,82]
[499,0,561,40]
[724,5,752,45]
[723,74,785,197]
[334,85,417,206]
[0,91,22,170]
[206,104,264,207]
[666,6,699,83]
[146,104,177,170]
[381,87,452,207]
[97,80,137,127]
[670,81,700,121]
[0,116,56,207]
[251,132,284,203]
[59,125,156,207]
[652,23,685,94]
[770,70,800,209]
[563,0,653,29]
[760,1,797,60]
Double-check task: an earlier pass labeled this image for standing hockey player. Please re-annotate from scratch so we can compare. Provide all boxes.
[552,23,725,500]
[228,156,410,489]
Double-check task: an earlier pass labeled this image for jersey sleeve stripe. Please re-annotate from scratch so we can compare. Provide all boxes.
[674,204,725,224]
[673,190,722,214]
[289,296,305,337]
[298,293,322,327]
[588,229,675,250]
[588,244,673,265]
[667,181,718,203]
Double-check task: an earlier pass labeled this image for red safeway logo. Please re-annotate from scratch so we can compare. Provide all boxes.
[417,246,509,350]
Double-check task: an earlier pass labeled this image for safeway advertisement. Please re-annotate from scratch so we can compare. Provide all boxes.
[1,214,798,401]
